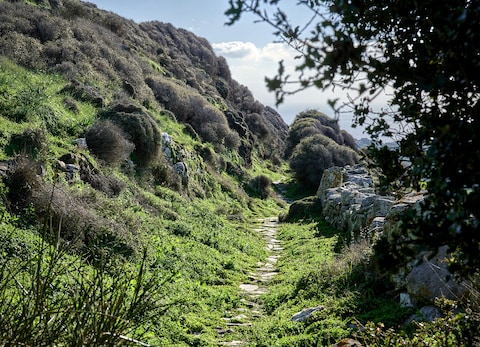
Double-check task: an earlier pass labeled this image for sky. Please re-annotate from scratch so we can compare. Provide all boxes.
[83,0,373,139]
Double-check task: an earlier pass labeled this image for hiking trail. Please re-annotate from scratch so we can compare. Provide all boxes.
[217,217,283,346]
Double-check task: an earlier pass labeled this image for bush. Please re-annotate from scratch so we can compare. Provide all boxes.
[4,155,42,213]
[289,134,359,189]
[285,109,357,158]
[80,169,126,197]
[146,77,240,151]
[104,103,161,167]
[7,128,48,159]
[150,155,182,191]
[244,175,272,199]
[280,196,322,222]
[85,120,134,167]
[32,180,133,261]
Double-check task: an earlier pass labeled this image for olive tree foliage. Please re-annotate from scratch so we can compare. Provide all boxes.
[226,0,480,276]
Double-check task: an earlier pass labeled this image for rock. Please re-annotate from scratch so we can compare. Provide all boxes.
[73,138,87,150]
[400,292,414,308]
[317,165,393,238]
[317,166,344,202]
[174,161,188,177]
[291,306,324,322]
[406,245,469,304]
[406,305,442,324]
[0,160,12,177]
[330,338,363,347]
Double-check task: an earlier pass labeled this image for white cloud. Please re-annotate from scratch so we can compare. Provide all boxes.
[213,40,388,139]
[212,41,258,59]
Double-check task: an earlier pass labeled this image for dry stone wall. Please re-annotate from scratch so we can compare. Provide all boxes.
[316,165,394,240]
[316,164,468,306]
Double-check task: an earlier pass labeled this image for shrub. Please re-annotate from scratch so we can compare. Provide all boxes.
[85,120,134,167]
[104,103,161,167]
[244,175,272,199]
[289,134,359,189]
[32,180,133,261]
[61,80,105,107]
[150,154,182,191]
[146,77,240,151]
[80,169,126,197]
[6,128,48,159]
[280,196,322,222]
[4,155,41,213]
[285,109,357,158]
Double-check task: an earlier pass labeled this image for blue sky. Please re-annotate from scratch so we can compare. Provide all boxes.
[84,1,372,138]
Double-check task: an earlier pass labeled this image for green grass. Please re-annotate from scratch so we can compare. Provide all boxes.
[0,57,287,345]
[227,219,414,346]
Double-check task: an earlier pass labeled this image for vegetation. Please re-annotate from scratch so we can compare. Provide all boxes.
[0,1,289,344]
[1,0,478,345]
[286,110,358,189]
[226,0,480,278]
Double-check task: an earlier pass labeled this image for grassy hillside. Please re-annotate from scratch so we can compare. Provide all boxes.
[0,0,291,345]
[1,0,478,346]
[0,53,289,345]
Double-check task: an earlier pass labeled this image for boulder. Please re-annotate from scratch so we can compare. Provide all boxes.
[317,166,343,203]
[406,245,469,304]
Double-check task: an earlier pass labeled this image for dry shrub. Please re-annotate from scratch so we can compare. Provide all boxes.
[80,168,126,197]
[85,120,134,167]
[341,129,357,150]
[146,77,240,151]
[7,128,48,159]
[32,181,134,260]
[104,103,161,167]
[244,175,272,199]
[150,159,182,192]
[4,156,42,213]
[61,80,105,107]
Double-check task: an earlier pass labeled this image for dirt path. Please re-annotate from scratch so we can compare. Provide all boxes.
[217,217,282,346]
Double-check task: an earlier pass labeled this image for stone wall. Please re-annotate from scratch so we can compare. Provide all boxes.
[316,165,394,240]
[316,165,468,306]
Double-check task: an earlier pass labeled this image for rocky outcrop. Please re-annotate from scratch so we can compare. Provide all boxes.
[405,246,469,304]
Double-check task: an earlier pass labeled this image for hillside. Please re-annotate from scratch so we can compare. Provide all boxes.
[2,1,478,346]
[0,0,293,345]
[0,0,288,166]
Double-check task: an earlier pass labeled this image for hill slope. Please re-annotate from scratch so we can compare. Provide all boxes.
[0,0,288,165]
[0,0,290,345]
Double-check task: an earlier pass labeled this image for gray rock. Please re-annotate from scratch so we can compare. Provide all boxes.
[406,305,442,324]
[406,245,469,304]
[291,306,324,322]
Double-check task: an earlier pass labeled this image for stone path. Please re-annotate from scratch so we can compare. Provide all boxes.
[217,217,282,346]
